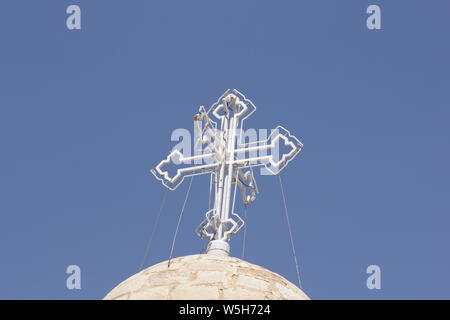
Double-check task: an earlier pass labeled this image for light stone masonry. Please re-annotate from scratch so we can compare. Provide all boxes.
[104,254,309,300]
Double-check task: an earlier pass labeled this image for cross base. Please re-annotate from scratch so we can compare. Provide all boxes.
[206,240,230,256]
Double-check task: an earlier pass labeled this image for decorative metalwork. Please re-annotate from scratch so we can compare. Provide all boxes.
[151,89,303,255]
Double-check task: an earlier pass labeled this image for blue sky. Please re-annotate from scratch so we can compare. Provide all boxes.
[0,0,449,299]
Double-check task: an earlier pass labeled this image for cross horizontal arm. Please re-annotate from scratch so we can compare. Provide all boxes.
[231,126,303,174]
[151,149,220,190]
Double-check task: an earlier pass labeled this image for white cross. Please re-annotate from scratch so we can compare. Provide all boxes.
[151,89,303,255]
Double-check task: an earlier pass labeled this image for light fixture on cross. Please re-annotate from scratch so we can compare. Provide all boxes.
[151,89,303,256]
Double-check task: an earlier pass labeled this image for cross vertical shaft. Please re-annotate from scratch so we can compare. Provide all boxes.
[207,98,239,255]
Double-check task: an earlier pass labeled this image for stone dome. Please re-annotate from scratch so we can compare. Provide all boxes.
[104,254,309,300]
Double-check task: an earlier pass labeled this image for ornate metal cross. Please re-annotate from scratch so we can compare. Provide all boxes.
[151,89,303,255]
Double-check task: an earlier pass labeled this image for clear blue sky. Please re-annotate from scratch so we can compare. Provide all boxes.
[1,0,449,299]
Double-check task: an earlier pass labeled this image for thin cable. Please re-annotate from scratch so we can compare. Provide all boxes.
[278,175,303,289]
[241,206,248,259]
[168,176,194,267]
[139,189,169,270]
